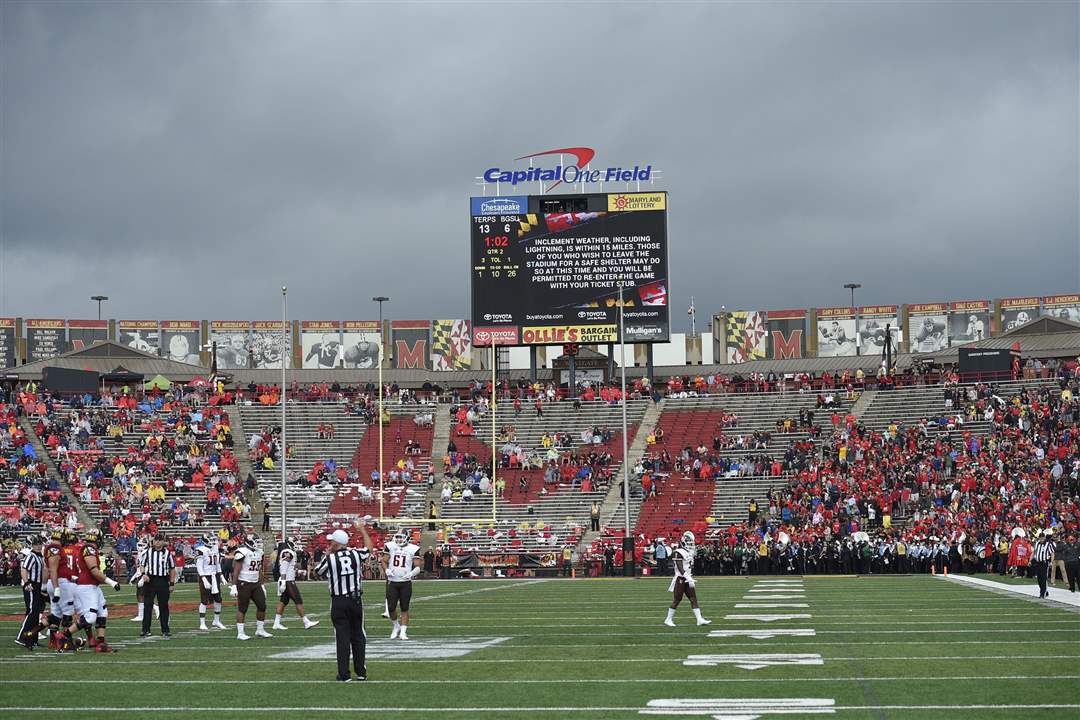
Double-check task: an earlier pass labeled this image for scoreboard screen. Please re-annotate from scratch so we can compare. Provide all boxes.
[470,192,669,346]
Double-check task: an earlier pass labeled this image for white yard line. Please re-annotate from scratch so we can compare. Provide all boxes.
[940,574,1080,610]
[3,704,1079,713]
[1,675,1074,685]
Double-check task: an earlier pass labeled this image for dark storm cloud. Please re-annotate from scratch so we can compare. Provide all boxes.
[1,1,1076,323]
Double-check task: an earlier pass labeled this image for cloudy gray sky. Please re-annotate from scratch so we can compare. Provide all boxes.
[1,1,1077,327]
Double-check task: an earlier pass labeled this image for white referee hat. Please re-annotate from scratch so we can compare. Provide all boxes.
[326,529,349,545]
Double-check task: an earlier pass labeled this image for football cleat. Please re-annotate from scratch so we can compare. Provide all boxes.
[199,623,208,631]
[399,630,409,641]
[303,617,319,629]
[94,642,116,653]
[272,622,288,630]
[390,625,400,639]
[237,632,251,641]
[255,628,273,638]
[696,618,712,626]
[663,618,676,627]
[212,620,227,630]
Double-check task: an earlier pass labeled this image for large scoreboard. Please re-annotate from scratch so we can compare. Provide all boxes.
[470,192,669,346]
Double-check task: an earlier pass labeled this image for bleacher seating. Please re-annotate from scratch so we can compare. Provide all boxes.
[439,398,649,553]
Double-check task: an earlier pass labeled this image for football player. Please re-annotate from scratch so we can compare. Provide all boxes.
[231,535,272,640]
[195,533,228,631]
[382,530,421,640]
[43,528,65,649]
[272,539,319,630]
[664,531,710,627]
[55,529,83,651]
[74,529,120,653]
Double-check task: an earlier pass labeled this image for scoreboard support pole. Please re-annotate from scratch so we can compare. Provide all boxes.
[491,344,498,521]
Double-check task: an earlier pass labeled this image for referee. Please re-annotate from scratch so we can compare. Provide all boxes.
[316,522,373,682]
[1032,529,1056,599]
[140,533,176,638]
[16,535,45,649]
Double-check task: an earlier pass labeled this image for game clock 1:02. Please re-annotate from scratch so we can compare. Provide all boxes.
[472,216,520,281]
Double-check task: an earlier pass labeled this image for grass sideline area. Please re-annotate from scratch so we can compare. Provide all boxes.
[0,575,1077,720]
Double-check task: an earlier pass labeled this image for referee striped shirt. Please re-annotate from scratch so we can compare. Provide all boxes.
[21,552,43,585]
[1034,539,1056,563]
[140,547,176,577]
[316,548,369,596]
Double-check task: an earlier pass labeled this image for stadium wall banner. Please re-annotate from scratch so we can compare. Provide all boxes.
[432,319,472,371]
[0,318,15,368]
[160,321,202,364]
[25,319,65,363]
[301,321,342,369]
[766,309,806,360]
[1042,294,1080,323]
[857,306,901,355]
[947,301,990,345]
[250,320,292,369]
[1000,296,1040,333]
[209,321,251,370]
[118,320,160,356]
[906,304,948,353]
[725,311,767,363]
[341,321,380,369]
[66,319,108,352]
[815,308,857,357]
[391,320,430,370]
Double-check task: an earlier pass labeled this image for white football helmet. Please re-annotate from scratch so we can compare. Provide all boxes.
[681,531,695,548]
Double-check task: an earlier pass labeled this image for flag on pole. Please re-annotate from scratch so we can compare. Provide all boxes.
[688,297,696,316]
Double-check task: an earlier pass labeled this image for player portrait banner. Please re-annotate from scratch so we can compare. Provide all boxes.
[209,321,251,370]
[766,309,806,360]
[0,318,15,368]
[857,306,901,355]
[725,311,767,363]
[301,321,342,369]
[67,319,108,352]
[391,320,430,370]
[907,304,948,352]
[25,319,65,363]
[815,308,857,357]
[432,319,472,371]
[470,192,670,345]
[160,321,202,364]
[1042,294,1080,323]
[1001,296,1040,333]
[947,301,990,345]
[341,320,381,369]
[119,320,160,356]
[250,320,292,369]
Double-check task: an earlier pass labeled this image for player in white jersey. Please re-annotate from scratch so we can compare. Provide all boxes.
[272,540,319,630]
[664,531,710,627]
[230,535,272,640]
[382,531,421,640]
[195,533,228,631]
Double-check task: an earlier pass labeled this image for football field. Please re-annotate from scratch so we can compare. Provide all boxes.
[1,575,1078,720]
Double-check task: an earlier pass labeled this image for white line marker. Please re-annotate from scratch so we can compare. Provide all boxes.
[724,614,812,622]
[683,653,824,670]
[3,704,1077,714]
[741,595,805,600]
[709,628,816,639]
[735,604,809,609]
[269,636,511,660]
[642,697,835,718]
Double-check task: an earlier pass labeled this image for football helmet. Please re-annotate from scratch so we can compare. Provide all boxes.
[201,532,218,547]
[392,530,407,546]
[244,535,262,551]
[136,535,151,552]
[50,527,64,543]
[61,529,78,545]
[681,530,696,548]
[83,529,103,547]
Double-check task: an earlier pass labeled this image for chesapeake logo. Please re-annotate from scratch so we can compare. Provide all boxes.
[470,196,529,216]
[482,147,653,192]
[482,312,513,324]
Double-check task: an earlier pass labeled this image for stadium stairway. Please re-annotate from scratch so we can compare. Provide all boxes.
[17,415,94,531]
[578,397,663,551]
[226,408,266,528]
[419,405,452,549]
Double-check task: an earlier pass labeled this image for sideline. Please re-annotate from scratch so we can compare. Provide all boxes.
[939,574,1080,612]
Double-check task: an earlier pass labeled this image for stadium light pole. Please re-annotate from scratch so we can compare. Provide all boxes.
[619,282,632,573]
[844,284,861,356]
[91,295,108,321]
[281,286,288,542]
[372,296,390,521]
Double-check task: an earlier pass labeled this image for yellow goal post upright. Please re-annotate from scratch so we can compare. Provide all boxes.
[374,341,498,526]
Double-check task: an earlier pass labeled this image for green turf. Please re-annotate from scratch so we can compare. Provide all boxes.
[0,575,1077,719]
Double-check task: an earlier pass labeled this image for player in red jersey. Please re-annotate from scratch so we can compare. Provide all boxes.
[74,529,120,653]
[42,528,65,649]
[55,529,83,652]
